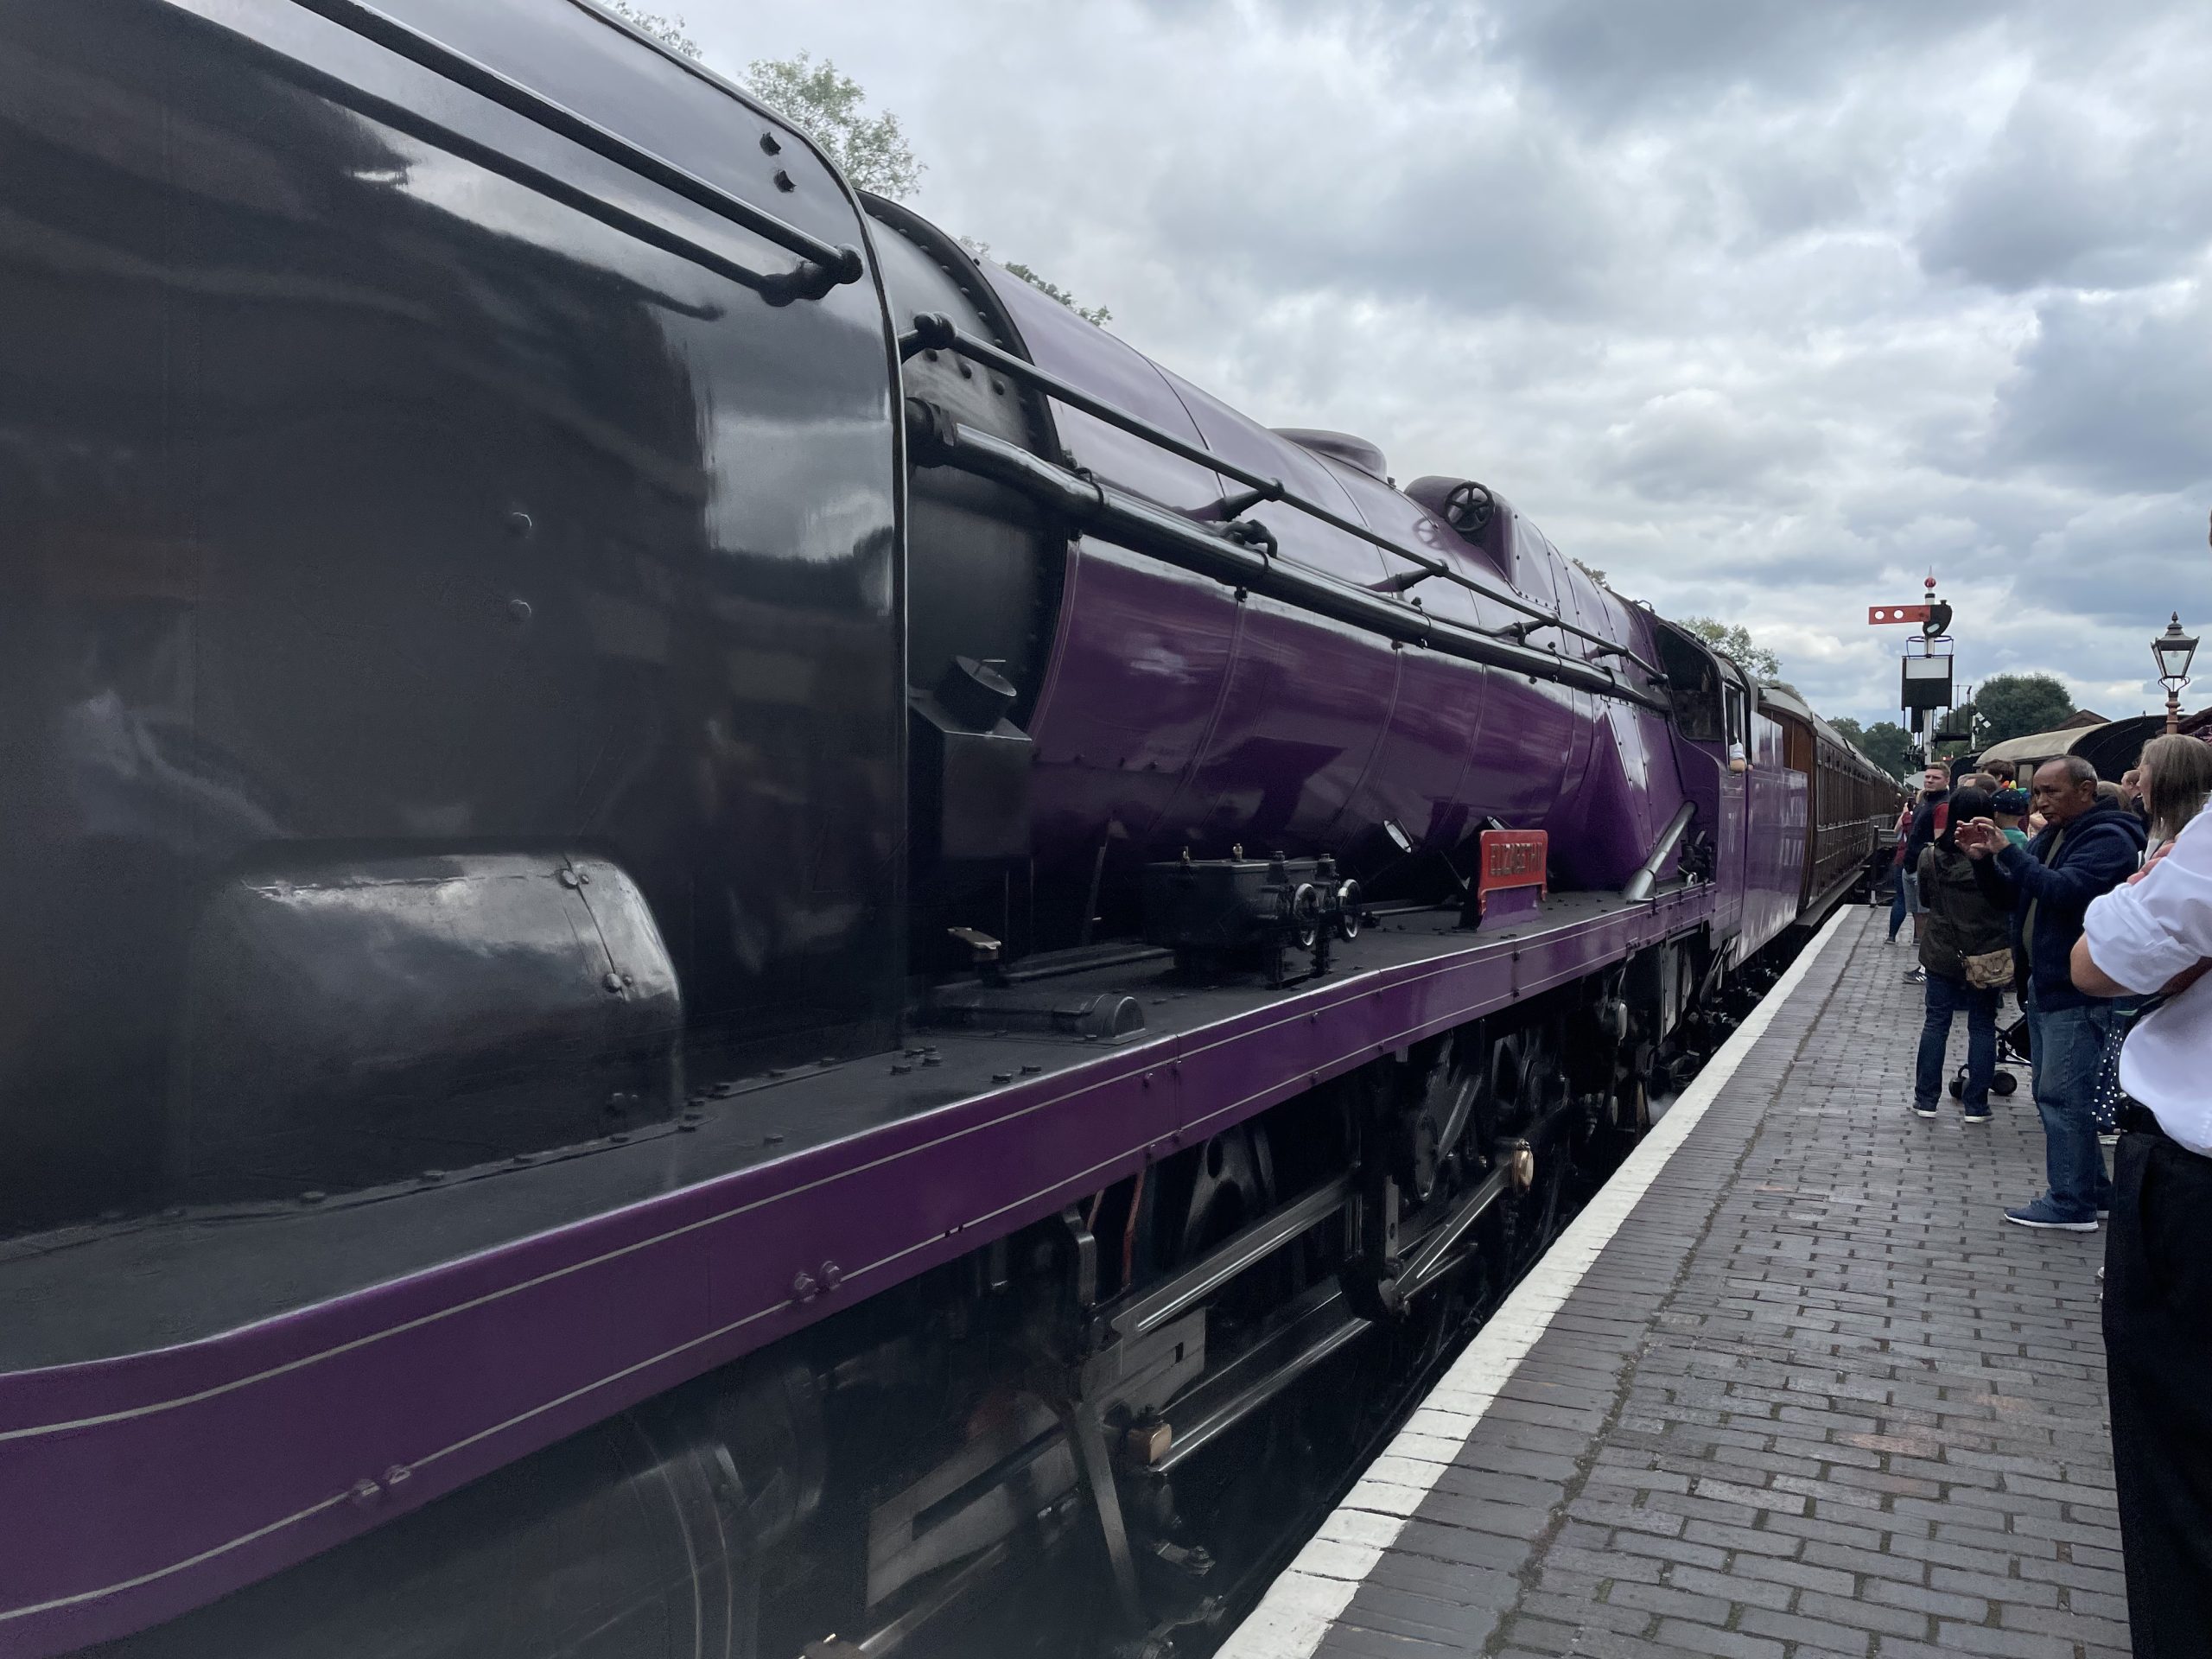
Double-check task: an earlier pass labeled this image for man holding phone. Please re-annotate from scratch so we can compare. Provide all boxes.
[1956,757,2145,1230]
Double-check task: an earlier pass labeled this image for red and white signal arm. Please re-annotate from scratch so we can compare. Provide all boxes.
[1868,604,1932,625]
[1477,829,1548,917]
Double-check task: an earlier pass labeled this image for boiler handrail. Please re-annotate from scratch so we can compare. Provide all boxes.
[899,314,1662,679]
[289,0,866,301]
[908,402,1669,713]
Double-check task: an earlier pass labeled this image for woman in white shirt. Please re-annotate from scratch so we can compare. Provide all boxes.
[2073,795,2212,1657]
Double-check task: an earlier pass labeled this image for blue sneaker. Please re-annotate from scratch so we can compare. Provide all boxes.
[2004,1198,2097,1232]
[1962,1104,1993,1125]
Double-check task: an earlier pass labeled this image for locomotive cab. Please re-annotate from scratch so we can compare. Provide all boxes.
[1654,621,1730,744]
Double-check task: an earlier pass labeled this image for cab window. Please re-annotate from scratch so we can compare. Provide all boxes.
[1655,625,1724,742]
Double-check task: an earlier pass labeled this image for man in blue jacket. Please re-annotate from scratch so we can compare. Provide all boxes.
[1961,755,2146,1230]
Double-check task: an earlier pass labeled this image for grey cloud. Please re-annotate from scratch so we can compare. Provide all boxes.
[1986,282,2212,496]
[1917,86,2212,292]
[1602,390,1826,505]
[1728,146,1866,240]
[1483,0,2007,121]
[2010,492,2209,628]
[1154,122,1631,319]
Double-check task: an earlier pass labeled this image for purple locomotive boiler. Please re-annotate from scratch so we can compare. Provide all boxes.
[0,4,1897,1656]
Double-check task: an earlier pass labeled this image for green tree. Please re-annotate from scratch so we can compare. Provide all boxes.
[742,54,923,200]
[1851,719,1916,779]
[1680,616,1781,682]
[1969,673,2075,747]
[601,3,699,57]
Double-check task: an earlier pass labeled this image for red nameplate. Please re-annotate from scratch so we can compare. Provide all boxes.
[1477,830,1548,916]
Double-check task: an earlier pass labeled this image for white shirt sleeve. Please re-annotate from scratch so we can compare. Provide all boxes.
[2083,809,2212,993]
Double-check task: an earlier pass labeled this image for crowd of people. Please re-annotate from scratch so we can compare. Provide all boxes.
[1879,733,2212,1656]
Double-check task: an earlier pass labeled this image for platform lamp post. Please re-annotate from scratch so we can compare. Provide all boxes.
[2153,613,2197,734]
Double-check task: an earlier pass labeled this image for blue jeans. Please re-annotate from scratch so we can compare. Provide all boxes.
[1915,972,1998,1109]
[1887,870,1910,940]
[2024,989,2113,1222]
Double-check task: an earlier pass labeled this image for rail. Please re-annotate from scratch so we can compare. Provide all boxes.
[907,404,1671,713]
[898,314,1662,679]
[288,0,866,302]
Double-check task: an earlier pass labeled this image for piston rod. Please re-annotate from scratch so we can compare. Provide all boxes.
[1112,1176,1354,1341]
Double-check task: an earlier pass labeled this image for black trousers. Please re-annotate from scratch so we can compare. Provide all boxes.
[2104,1127,2212,1658]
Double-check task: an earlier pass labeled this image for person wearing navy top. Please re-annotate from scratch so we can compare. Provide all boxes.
[1957,756,2145,1230]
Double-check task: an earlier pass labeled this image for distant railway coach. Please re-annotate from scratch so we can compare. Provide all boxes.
[0,4,1899,1656]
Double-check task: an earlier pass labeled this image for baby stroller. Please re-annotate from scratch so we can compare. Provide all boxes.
[1947,1012,2028,1100]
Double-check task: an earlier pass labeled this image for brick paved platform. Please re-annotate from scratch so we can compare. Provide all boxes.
[1223,906,2127,1659]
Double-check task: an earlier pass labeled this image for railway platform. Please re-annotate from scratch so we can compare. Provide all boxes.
[1221,904,2129,1659]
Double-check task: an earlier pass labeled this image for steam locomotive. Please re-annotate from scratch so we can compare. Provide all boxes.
[0,3,1897,1656]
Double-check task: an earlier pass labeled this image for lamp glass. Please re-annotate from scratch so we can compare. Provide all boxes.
[2154,618,2198,684]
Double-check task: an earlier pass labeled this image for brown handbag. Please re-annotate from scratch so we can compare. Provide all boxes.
[1963,946,2013,989]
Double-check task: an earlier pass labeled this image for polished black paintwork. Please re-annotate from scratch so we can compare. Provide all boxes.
[0,0,903,1224]
[172,850,683,1198]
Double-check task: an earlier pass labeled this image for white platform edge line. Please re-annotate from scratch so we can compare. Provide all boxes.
[1214,906,1852,1659]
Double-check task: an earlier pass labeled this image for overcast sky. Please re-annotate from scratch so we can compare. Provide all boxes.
[685,0,2208,728]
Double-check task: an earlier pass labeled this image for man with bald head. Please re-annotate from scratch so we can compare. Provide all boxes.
[1961,755,2145,1230]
